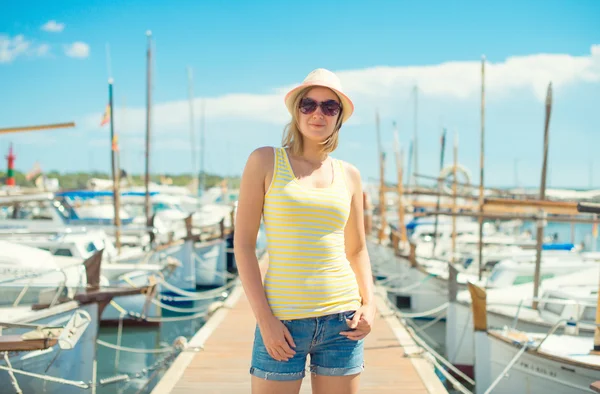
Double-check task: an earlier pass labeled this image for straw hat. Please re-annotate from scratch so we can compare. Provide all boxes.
[284,68,354,124]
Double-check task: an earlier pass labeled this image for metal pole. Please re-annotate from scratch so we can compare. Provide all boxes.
[145,31,153,225]
[412,86,419,189]
[405,139,413,190]
[431,128,447,257]
[478,55,486,281]
[187,66,197,194]
[452,132,458,264]
[533,82,553,310]
[376,111,386,244]
[109,79,121,252]
[200,100,206,197]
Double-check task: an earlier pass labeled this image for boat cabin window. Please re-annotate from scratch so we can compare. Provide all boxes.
[54,248,74,257]
[581,306,597,324]
[542,295,566,316]
[483,260,501,271]
[86,242,98,253]
[513,273,554,286]
[0,200,68,221]
[0,205,16,219]
[417,232,443,242]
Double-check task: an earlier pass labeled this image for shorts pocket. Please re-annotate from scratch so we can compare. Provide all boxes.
[343,311,357,328]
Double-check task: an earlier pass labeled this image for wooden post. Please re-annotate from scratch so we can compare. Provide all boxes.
[408,242,417,268]
[448,263,458,303]
[593,215,598,252]
[184,215,193,239]
[376,111,387,244]
[451,132,459,264]
[468,282,492,394]
[0,122,75,135]
[533,82,553,310]
[593,267,600,354]
[391,230,400,255]
[393,125,408,245]
[363,192,373,236]
[477,55,486,281]
[468,282,487,332]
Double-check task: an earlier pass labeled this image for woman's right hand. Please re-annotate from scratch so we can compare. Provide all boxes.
[258,315,296,362]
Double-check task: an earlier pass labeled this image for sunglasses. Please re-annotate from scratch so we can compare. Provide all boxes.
[299,97,342,117]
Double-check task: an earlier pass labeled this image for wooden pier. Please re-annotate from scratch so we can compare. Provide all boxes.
[151,255,447,394]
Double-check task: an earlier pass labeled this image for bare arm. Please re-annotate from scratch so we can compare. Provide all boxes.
[233,147,273,323]
[340,162,376,340]
[343,163,374,306]
[233,147,296,361]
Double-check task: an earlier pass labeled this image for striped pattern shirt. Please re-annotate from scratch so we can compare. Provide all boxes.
[263,147,361,320]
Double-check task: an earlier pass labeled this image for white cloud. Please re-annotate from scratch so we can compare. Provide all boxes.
[0,35,30,63]
[80,45,600,133]
[41,20,65,33]
[36,44,51,57]
[64,42,90,58]
[0,35,51,63]
[337,46,600,102]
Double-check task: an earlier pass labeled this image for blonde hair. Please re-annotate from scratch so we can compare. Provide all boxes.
[282,86,344,156]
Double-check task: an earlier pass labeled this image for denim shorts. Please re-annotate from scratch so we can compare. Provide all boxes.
[250,310,364,381]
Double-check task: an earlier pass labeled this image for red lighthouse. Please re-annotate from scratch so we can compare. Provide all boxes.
[5,144,15,187]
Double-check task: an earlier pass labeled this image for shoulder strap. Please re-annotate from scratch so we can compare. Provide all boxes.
[335,159,351,196]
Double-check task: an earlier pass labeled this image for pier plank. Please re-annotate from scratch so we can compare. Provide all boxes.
[153,256,446,394]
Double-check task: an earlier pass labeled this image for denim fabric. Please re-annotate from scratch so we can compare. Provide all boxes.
[250,310,365,381]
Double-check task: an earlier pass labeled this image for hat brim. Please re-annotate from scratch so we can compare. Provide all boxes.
[284,82,354,124]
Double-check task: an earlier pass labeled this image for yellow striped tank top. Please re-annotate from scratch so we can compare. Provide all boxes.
[263,147,362,320]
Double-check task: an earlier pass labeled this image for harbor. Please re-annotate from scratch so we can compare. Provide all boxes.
[151,255,447,394]
[2,2,600,393]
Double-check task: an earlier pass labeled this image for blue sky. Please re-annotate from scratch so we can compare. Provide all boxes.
[1,0,599,188]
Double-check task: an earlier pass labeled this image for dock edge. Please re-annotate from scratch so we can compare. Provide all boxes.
[374,284,448,393]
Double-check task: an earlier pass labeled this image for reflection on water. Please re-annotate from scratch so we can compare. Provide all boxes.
[96,300,211,394]
[96,225,267,393]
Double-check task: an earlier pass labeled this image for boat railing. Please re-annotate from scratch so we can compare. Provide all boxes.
[0,227,90,236]
[533,318,570,351]
[485,314,582,393]
[488,296,595,330]
[0,261,86,308]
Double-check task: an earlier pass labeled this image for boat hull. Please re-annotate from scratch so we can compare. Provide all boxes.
[0,302,98,394]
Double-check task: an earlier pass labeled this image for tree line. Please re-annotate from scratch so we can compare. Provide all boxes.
[0,170,240,190]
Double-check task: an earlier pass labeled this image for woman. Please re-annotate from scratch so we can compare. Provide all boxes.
[234,68,375,394]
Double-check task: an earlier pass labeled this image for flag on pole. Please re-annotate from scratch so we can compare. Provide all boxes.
[112,134,119,151]
[100,104,111,126]
[25,162,42,181]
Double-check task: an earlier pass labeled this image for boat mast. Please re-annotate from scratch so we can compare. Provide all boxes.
[532,82,553,310]
[187,66,198,196]
[144,31,153,225]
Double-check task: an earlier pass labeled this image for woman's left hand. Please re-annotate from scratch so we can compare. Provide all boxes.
[340,303,376,341]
